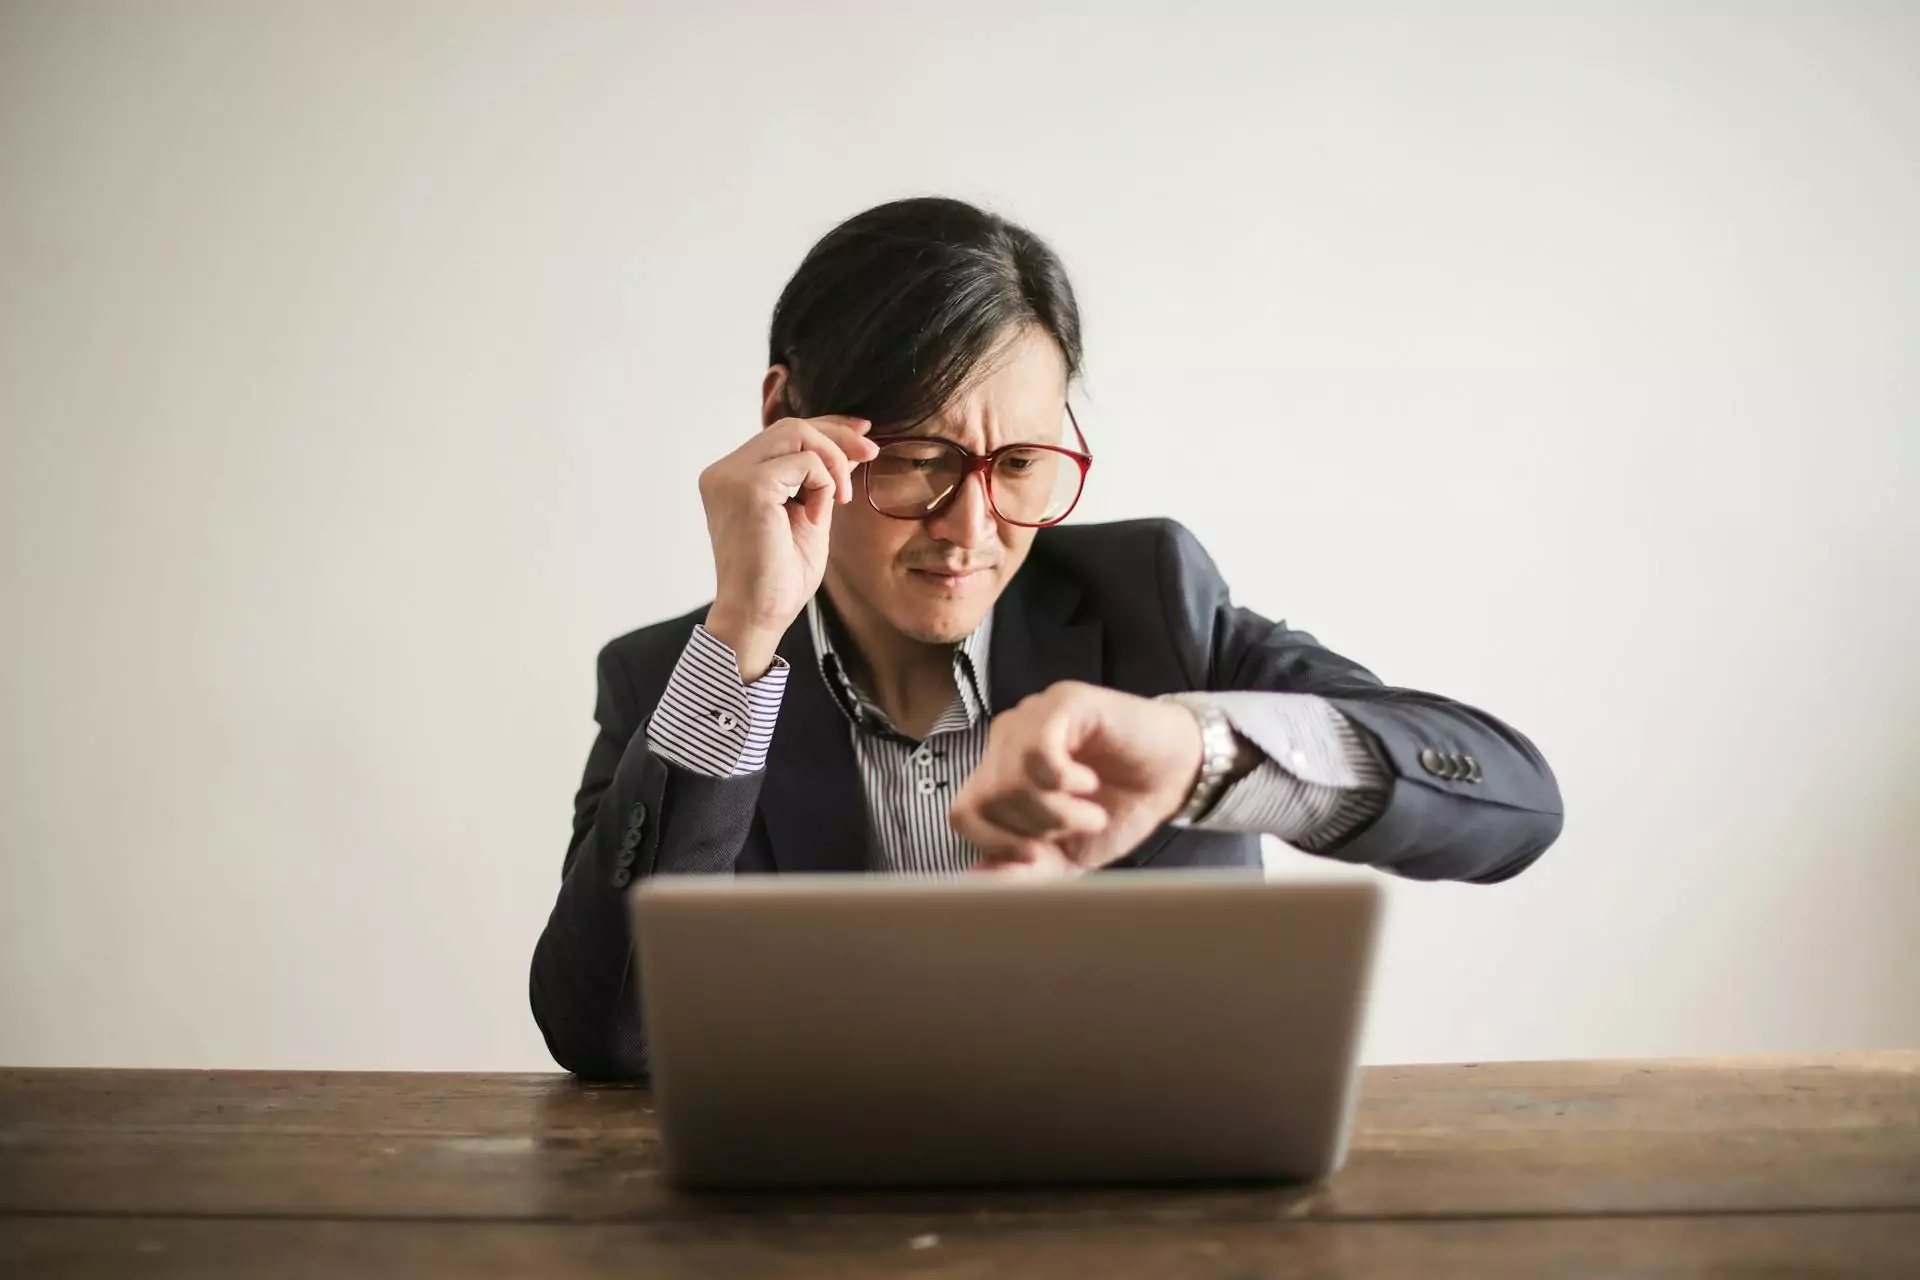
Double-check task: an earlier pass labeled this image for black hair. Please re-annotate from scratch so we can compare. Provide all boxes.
[768,197,1081,431]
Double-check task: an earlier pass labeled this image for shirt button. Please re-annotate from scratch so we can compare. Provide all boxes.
[913,747,934,768]
[711,709,740,733]
[916,776,938,796]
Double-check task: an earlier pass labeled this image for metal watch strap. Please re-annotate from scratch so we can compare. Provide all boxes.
[1164,694,1240,827]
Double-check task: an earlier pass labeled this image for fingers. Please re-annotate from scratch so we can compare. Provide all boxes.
[803,415,880,458]
[948,684,1111,862]
[981,789,1109,840]
[759,435,842,506]
[709,415,878,512]
[949,783,1106,861]
[751,417,878,505]
[1024,721,1099,795]
[790,450,835,528]
[970,846,1082,880]
[801,421,878,505]
[796,413,872,433]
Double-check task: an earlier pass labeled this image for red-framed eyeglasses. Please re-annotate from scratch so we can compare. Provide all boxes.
[861,405,1092,528]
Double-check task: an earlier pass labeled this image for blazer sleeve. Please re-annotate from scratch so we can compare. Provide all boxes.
[528,635,767,1079]
[1159,521,1564,882]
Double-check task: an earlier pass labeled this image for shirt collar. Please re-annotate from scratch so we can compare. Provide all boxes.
[806,594,994,737]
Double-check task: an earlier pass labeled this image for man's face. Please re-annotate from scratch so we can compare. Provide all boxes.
[823,326,1070,646]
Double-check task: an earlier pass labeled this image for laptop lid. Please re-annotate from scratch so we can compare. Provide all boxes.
[633,870,1381,1188]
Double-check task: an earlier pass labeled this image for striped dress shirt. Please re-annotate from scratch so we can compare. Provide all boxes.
[644,599,1389,873]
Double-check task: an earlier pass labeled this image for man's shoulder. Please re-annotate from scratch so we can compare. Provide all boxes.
[1028,517,1223,597]
[1025,519,1231,692]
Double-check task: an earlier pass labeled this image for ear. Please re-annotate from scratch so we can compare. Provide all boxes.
[761,365,791,429]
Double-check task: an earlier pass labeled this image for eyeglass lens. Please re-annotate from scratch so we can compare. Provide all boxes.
[866,440,1083,525]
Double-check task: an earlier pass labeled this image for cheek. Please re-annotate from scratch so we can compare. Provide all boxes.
[830,501,913,575]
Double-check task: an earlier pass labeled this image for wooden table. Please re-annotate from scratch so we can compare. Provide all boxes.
[2,1055,1916,1277]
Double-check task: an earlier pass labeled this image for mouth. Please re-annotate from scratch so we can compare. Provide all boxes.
[907,566,990,594]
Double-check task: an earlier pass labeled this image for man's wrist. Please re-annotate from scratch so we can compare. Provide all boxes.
[1160,694,1260,826]
[1159,696,1207,818]
[647,628,791,778]
[702,606,785,682]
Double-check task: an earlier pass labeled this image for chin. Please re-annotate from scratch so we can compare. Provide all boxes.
[883,567,1002,644]
[892,599,990,646]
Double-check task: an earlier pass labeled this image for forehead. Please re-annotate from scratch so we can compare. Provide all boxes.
[916,327,1068,449]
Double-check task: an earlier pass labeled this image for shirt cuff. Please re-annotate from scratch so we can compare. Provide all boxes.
[645,625,790,778]
[1178,692,1389,850]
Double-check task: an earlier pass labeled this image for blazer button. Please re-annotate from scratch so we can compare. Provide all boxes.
[1420,748,1447,776]
[617,846,637,868]
[1464,756,1482,783]
[628,805,647,834]
[620,828,641,852]
[611,867,632,889]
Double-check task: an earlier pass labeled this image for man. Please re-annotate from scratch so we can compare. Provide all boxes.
[530,197,1563,1079]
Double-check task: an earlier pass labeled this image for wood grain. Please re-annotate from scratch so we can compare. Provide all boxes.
[4,1212,1918,1279]
[2,1056,1914,1222]
[2,1056,1915,1275]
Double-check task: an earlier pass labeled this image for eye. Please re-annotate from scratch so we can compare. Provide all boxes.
[995,448,1050,478]
[874,441,952,472]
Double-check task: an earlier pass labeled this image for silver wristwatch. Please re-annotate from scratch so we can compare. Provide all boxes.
[1163,694,1240,827]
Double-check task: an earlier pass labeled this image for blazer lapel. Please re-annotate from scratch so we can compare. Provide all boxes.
[759,614,869,874]
[759,557,1110,876]
[989,556,1104,712]
[990,556,1178,870]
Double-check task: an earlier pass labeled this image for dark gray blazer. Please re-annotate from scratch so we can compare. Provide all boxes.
[530,519,1563,1077]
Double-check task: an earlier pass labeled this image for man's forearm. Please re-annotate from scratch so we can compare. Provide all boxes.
[530,742,772,1077]
[1176,692,1390,850]
[531,626,786,1077]
[647,624,790,788]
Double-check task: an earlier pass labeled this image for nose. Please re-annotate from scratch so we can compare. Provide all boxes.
[924,469,997,549]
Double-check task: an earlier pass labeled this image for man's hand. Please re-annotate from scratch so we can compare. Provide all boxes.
[948,681,1206,877]
[699,415,879,680]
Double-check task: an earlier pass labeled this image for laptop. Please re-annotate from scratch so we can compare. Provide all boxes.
[631,870,1381,1189]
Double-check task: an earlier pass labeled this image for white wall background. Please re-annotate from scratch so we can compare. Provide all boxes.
[3,1,1916,1071]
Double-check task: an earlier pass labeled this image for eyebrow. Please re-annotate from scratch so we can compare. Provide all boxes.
[881,416,1061,448]
[876,433,1061,457]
